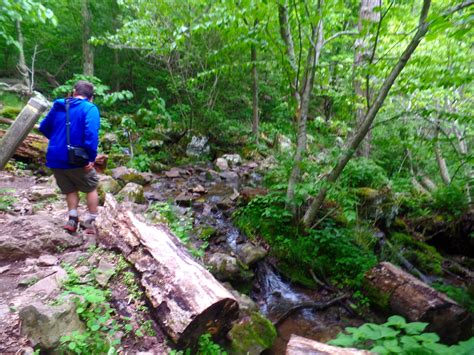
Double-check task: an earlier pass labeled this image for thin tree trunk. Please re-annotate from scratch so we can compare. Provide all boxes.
[303,0,432,228]
[286,8,324,213]
[434,120,451,185]
[82,0,94,76]
[16,20,30,91]
[251,20,259,140]
[453,123,473,206]
[354,0,381,158]
[278,2,301,110]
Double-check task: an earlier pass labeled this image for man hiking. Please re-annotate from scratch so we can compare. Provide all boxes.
[39,80,100,234]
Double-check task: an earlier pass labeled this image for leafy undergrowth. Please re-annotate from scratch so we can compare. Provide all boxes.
[330,315,474,354]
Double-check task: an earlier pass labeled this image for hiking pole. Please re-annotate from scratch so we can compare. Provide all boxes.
[0,96,49,170]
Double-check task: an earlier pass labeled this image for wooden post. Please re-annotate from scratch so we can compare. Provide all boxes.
[0,96,49,169]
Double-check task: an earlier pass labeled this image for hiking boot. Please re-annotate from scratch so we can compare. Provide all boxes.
[64,216,79,233]
[81,219,97,235]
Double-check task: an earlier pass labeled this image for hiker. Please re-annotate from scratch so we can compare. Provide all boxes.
[39,80,100,234]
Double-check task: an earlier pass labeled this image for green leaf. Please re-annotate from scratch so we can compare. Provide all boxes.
[328,334,355,347]
[403,322,428,335]
[385,315,406,328]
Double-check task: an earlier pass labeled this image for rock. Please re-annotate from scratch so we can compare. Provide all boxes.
[0,265,10,274]
[186,136,210,157]
[277,134,292,151]
[190,184,207,194]
[175,192,198,207]
[207,253,253,282]
[260,156,278,171]
[222,154,242,167]
[111,166,149,185]
[20,297,85,349]
[98,174,121,194]
[101,132,118,151]
[215,158,229,171]
[61,251,89,265]
[219,171,239,187]
[228,289,259,314]
[117,183,146,204]
[165,168,183,178]
[25,267,67,299]
[286,335,374,354]
[238,243,268,266]
[95,259,115,286]
[0,215,83,260]
[240,187,268,204]
[38,255,58,266]
[27,186,57,202]
[228,312,277,355]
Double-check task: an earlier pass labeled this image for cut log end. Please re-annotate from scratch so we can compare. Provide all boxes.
[286,335,374,355]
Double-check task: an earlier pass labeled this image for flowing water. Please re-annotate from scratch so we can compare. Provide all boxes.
[145,163,365,353]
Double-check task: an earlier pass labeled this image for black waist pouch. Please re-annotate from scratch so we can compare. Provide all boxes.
[67,145,90,166]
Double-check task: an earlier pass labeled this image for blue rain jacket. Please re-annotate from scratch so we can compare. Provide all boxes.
[39,98,100,169]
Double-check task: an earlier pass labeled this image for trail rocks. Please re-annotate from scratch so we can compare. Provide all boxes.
[216,158,229,171]
[98,174,121,194]
[186,136,210,157]
[207,252,254,282]
[95,259,115,286]
[111,166,152,185]
[20,297,85,349]
[27,185,57,201]
[0,215,82,260]
[117,183,146,204]
[38,255,58,266]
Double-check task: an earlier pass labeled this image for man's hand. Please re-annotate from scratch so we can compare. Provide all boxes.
[84,162,95,172]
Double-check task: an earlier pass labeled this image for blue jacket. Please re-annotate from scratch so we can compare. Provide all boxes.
[39,98,100,169]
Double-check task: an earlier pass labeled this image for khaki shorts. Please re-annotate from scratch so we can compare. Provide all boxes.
[52,167,99,194]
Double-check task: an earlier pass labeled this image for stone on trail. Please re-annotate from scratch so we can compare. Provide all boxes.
[215,157,229,171]
[0,215,83,260]
[222,153,242,167]
[207,252,254,282]
[38,254,58,266]
[95,259,115,286]
[117,182,146,204]
[98,174,121,194]
[20,297,85,349]
[165,167,183,178]
[25,266,67,299]
[27,185,57,202]
[111,166,150,185]
[186,136,210,157]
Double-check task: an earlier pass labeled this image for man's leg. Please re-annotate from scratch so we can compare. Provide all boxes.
[86,189,99,217]
[64,191,80,232]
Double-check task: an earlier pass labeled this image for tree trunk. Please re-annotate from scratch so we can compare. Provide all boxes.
[278,2,301,109]
[0,97,50,169]
[453,122,473,206]
[434,121,451,185]
[82,0,94,76]
[286,9,324,213]
[0,128,47,163]
[251,22,259,140]
[16,20,31,92]
[303,0,432,228]
[353,0,381,158]
[96,194,239,348]
[364,262,472,344]
[286,335,374,354]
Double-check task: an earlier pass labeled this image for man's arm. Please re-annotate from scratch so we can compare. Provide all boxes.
[38,105,56,139]
[83,105,100,162]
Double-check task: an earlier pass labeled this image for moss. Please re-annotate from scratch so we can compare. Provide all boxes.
[0,106,21,118]
[355,187,379,200]
[278,262,316,289]
[390,232,443,275]
[197,226,217,240]
[229,312,277,354]
[362,278,391,310]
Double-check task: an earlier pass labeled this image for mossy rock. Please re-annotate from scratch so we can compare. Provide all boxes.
[228,312,277,355]
[197,225,217,240]
[390,232,443,275]
[116,183,146,204]
[0,106,21,118]
[362,277,391,310]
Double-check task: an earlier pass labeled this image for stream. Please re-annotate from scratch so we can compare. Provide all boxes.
[143,162,366,353]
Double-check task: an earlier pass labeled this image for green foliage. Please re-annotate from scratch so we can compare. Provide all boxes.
[234,194,376,288]
[52,74,133,109]
[169,333,227,355]
[432,183,468,216]
[432,282,474,313]
[329,315,474,355]
[340,158,389,189]
[0,188,17,212]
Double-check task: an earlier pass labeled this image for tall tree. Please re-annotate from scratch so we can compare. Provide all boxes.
[82,0,94,76]
[353,0,381,157]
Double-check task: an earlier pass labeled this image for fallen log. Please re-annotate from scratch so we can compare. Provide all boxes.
[286,335,374,355]
[96,194,239,348]
[364,262,472,344]
[0,128,47,164]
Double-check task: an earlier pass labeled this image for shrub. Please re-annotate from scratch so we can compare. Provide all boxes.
[432,183,468,216]
[340,158,389,189]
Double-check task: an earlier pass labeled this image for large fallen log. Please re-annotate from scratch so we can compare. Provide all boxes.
[286,335,373,355]
[96,194,239,348]
[0,128,47,164]
[364,262,472,344]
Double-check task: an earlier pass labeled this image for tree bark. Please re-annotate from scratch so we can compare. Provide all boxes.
[82,0,94,76]
[278,2,301,108]
[434,120,451,185]
[16,20,31,92]
[354,0,381,158]
[364,262,472,344]
[286,5,324,213]
[96,194,239,348]
[0,97,50,169]
[0,128,47,163]
[251,20,259,140]
[286,335,374,354]
[303,0,432,228]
